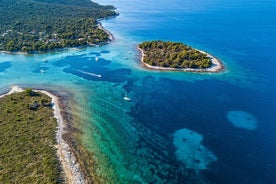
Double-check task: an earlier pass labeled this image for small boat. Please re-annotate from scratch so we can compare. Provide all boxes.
[42,59,48,62]
[124,57,128,60]
[123,96,131,101]
[128,51,131,54]
[78,70,102,78]
[40,69,45,73]
[95,57,99,61]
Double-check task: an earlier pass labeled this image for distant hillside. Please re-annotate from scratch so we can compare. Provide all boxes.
[0,0,117,53]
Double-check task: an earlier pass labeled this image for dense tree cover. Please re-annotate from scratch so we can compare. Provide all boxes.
[0,0,117,53]
[138,40,212,69]
[0,90,62,183]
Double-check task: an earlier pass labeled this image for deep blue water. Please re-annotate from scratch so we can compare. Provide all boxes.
[1,0,275,183]
[96,0,276,183]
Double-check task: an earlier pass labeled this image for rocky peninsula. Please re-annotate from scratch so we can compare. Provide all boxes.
[0,86,85,184]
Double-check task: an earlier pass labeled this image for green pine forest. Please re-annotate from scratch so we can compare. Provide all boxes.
[0,0,117,53]
[138,40,212,69]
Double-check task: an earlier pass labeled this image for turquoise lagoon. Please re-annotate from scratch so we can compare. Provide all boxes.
[1,0,276,183]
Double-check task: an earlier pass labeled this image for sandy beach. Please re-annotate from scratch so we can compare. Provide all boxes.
[137,46,224,73]
[1,86,85,184]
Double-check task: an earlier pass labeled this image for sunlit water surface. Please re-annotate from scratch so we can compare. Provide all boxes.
[1,0,275,183]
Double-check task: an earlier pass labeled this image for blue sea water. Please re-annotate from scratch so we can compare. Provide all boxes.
[1,0,276,183]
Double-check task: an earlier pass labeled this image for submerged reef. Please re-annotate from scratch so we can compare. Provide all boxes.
[173,128,217,171]
[227,110,257,130]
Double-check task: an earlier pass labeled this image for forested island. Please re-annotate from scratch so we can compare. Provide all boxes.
[138,40,223,72]
[0,0,117,53]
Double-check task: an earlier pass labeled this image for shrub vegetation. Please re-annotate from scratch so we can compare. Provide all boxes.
[138,40,212,69]
[0,0,117,53]
[0,90,63,183]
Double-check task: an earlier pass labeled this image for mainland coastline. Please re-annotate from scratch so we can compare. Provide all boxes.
[137,45,224,73]
[0,0,118,54]
[0,86,86,184]
[96,12,119,42]
[0,23,115,56]
[97,22,115,43]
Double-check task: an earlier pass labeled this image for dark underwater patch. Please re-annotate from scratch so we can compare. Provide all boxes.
[0,62,12,72]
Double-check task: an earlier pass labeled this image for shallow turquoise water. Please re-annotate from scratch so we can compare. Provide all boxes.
[1,0,276,183]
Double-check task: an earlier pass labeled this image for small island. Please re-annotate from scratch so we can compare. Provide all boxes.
[137,40,224,72]
[0,0,118,53]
